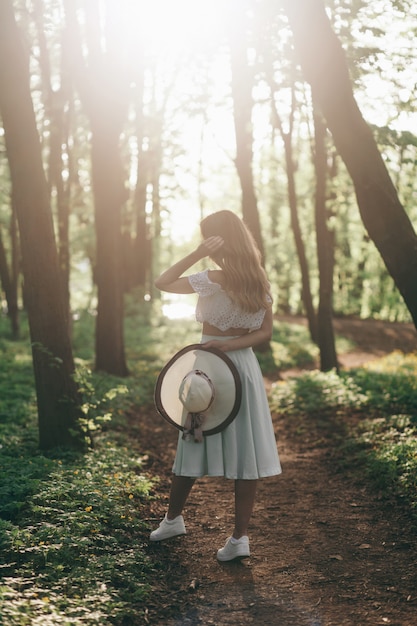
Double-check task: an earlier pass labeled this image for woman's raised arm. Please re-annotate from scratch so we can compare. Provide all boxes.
[154,236,224,293]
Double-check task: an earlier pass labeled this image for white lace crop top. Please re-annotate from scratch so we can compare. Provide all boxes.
[188,269,268,331]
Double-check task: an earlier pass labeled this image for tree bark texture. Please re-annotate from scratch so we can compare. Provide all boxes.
[34,1,73,322]
[91,127,129,375]
[313,110,338,371]
[283,0,417,329]
[64,0,129,376]
[228,3,265,260]
[0,1,84,449]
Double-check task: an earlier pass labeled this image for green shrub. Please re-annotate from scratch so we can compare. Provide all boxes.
[351,352,417,415]
[270,369,368,415]
[270,352,417,520]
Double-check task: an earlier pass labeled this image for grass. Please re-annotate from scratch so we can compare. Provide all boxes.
[1,308,417,623]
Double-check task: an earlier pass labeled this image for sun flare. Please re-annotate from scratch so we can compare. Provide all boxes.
[162,297,195,320]
[101,0,237,243]
[115,0,228,55]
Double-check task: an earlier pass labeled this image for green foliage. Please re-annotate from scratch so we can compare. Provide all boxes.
[0,440,155,625]
[256,319,320,374]
[270,369,368,415]
[0,447,54,521]
[353,415,417,500]
[344,353,417,514]
[31,341,64,369]
[270,351,417,519]
[0,341,35,424]
[0,379,156,626]
[352,351,417,415]
[270,321,318,369]
[124,294,201,363]
[74,364,128,435]
[71,310,96,362]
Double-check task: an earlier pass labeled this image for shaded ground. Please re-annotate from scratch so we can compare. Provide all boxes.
[136,317,417,626]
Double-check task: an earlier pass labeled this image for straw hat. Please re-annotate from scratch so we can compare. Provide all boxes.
[154,344,242,437]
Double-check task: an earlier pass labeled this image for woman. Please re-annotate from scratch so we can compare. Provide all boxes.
[150,210,282,561]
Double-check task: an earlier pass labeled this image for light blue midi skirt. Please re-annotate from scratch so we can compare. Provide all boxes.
[172,335,282,480]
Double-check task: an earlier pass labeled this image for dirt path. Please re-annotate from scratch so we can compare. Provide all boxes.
[139,318,417,626]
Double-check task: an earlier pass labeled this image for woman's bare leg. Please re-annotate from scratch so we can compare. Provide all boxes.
[167,475,195,519]
[233,479,258,538]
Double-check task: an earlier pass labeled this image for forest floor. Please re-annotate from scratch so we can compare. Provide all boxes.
[134,317,417,626]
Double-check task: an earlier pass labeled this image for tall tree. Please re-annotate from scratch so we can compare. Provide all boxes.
[269,81,318,342]
[0,1,85,450]
[131,55,150,290]
[64,0,129,375]
[313,109,338,371]
[33,0,73,322]
[228,1,265,259]
[283,0,417,330]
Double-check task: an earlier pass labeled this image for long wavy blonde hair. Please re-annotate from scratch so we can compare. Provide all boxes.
[200,210,271,313]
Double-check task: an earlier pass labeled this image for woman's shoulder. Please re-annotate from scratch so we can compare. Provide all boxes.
[188,269,223,297]
[207,269,225,287]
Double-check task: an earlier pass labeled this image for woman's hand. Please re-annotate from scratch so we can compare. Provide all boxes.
[202,338,233,352]
[202,308,273,352]
[196,236,224,258]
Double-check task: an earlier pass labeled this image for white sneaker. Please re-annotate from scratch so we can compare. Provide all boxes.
[149,514,186,541]
[217,535,250,561]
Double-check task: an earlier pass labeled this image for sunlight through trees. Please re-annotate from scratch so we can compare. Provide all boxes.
[0,0,417,443]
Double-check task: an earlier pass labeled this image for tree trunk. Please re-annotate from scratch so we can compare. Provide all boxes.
[269,77,318,342]
[0,0,85,450]
[9,201,20,338]
[228,3,265,260]
[132,60,151,290]
[282,131,318,342]
[91,127,129,376]
[228,2,271,353]
[33,0,75,325]
[64,0,129,376]
[132,148,149,289]
[0,225,19,339]
[313,110,338,371]
[283,0,417,330]
[267,64,318,340]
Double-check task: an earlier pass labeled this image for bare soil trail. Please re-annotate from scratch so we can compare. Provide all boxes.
[136,317,417,626]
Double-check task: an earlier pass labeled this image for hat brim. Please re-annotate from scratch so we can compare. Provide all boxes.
[154,344,242,436]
